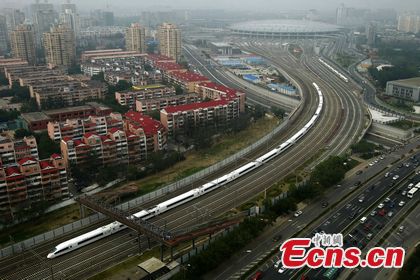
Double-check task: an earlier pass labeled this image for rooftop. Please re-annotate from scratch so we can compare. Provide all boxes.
[390,77,420,87]
[199,82,239,96]
[170,71,209,83]
[131,84,167,91]
[163,100,229,114]
[21,112,51,122]
[125,111,164,135]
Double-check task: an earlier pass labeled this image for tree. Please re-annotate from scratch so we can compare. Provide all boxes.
[174,85,184,95]
[310,156,346,188]
[271,107,285,118]
[35,132,60,159]
[0,110,20,122]
[14,128,33,139]
[91,72,105,82]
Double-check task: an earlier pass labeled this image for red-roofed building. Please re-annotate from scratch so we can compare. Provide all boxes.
[196,82,246,113]
[124,112,167,156]
[60,126,147,167]
[0,154,68,220]
[154,61,186,74]
[160,99,240,134]
[47,112,123,141]
[165,71,210,93]
[0,134,38,165]
[145,54,176,65]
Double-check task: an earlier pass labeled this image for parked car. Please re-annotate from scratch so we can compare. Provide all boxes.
[294,210,303,217]
[399,226,405,232]
[388,211,394,217]
[378,203,385,209]
[398,201,406,207]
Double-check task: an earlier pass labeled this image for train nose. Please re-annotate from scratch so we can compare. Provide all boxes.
[47,253,54,259]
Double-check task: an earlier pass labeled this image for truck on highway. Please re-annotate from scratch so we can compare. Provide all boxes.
[407,187,418,199]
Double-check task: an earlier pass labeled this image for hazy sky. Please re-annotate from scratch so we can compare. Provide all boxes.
[4,0,420,12]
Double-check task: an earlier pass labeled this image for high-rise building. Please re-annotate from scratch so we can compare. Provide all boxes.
[43,25,76,67]
[366,22,376,46]
[3,9,25,30]
[31,1,57,45]
[125,23,146,53]
[158,23,182,62]
[0,16,8,55]
[397,14,420,33]
[102,11,114,26]
[60,8,80,37]
[336,4,369,26]
[10,24,37,65]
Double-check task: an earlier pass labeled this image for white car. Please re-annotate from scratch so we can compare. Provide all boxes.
[369,162,375,167]
[359,196,365,203]
[294,210,303,217]
[370,210,377,216]
[402,190,407,196]
[274,259,282,268]
[398,201,405,207]
[278,266,286,273]
[378,203,385,209]
[408,183,414,189]
[393,175,400,180]
[384,197,391,203]
[384,172,390,177]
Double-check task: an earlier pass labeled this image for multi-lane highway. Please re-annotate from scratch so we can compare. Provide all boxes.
[259,150,420,280]
[0,40,366,280]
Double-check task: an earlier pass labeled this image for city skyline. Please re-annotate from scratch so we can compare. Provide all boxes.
[2,0,420,13]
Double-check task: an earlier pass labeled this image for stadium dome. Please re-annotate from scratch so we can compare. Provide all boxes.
[229,20,342,37]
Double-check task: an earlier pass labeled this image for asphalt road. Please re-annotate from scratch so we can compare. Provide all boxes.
[208,139,419,280]
[261,149,420,280]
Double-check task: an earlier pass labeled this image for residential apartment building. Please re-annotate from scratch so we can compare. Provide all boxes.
[0,134,38,165]
[160,99,241,135]
[20,102,112,132]
[125,23,146,53]
[4,65,66,86]
[165,71,210,93]
[124,111,167,156]
[115,85,176,108]
[32,80,106,109]
[157,23,182,62]
[196,82,246,113]
[0,154,68,219]
[0,15,8,55]
[48,112,123,141]
[43,25,76,67]
[136,94,200,113]
[397,14,420,33]
[9,24,37,65]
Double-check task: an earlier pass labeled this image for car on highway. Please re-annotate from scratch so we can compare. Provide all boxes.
[369,162,375,167]
[378,209,387,216]
[278,266,286,274]
[378,203,385,209]
[251,271,263,280]
[384,197,391,203]
[354,181,361,187]
[272,234,282,242]
[408,183,414,189]
[385,172,390,178]
[393,175,400,180]
[358,196,365,203]
[398,200,406,207]
[294,210,303,217]
[402,190,407,196]
[370,210,377,216]
[388,211,394,217]
[321,202,329,208]
[367,233,373,240]
[399,226,405,232]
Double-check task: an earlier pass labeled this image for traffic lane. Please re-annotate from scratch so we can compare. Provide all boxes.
[312,158,416,234]
[306,173,420,280]
[263,154,420,279]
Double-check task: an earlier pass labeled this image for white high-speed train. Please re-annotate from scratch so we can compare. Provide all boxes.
[47,83,324,259]
[318,58,349,83]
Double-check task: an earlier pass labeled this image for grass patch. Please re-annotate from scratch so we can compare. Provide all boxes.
[1,116,278,246]
[0,204,80,247]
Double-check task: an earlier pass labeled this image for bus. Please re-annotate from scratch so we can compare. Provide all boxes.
[407,187,418,199]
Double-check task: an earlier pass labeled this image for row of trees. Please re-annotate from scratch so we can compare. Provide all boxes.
[173,156,348,279]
